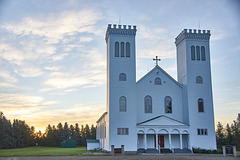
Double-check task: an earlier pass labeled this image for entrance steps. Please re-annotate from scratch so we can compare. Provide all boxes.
[138,148,172,154]
[146,148,158,154]
[173,148,192,153]
[138,148,191,154]
[137,148,145,153]
[161,148,172,153]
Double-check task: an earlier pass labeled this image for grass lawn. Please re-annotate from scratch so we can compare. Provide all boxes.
[0,146,97,157]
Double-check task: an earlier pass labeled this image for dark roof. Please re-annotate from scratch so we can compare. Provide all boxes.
[61,138,76,143]
[87,139,100,143]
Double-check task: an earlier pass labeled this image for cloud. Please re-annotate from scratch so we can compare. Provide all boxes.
[0,43,25,64]
[0,68,18,83]
[0,93,60,117]
[79,36,93,42]
[43,70,105,89]
[0,82,16,88]
[44,66,61,71]
[42,48,106,90]
[4,102,106,131]
[1,9,103,44]
[34,103,105,127]
[0,8,104,81]
[63,89,79,92]
[0,93,43,108]
[14,64,43,78]
[52,53,69,61]
[233,45,240,52]
[211,30,232,41]
[137,25,175,59]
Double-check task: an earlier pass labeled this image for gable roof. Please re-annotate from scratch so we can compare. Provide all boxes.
[137,65,182,88]
[137,115,189,126]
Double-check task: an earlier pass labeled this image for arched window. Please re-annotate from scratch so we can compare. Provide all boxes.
[119,96,126,112]
[165,96,172,113]
[198,98,204,112]
[144,95,152,113]
[196,46,200,61]
[191,45,195,60]
[119,73,126,81]
[121,42,124,57]
[201,46,206,61]
[115,42,119,57]
[126,42,130,57]
[196,76,203,84]
[155,77,161,85]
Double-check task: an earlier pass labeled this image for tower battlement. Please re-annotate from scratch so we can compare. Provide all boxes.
[105,24,137,42]
[175,29,211,46]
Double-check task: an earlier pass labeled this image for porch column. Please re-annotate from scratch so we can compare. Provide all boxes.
[180,133,183,149]
[144,133,147,149]
[169,134,172,149]
[155,133,158,149]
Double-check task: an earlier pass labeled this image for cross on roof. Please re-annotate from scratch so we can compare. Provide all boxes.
[153,56,161,65]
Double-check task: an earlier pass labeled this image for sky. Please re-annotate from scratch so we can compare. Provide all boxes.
[0,0,239,132]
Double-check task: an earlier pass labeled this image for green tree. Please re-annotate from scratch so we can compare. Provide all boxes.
[57,123,65,145]
[0,113,15,148]
[35,130,43,145]
[63,122,70,140]
[216,122,225,148]
[74,123,81,146]
[80,125,86,146]
[45,124,55,146]
[233,114,240,149]
[52,125,58,146]
[85,124,91,140]
[226,123,233,145]
[90,124,96,139]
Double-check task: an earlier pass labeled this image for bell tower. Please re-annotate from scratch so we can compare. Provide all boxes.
[105,24,137,151]
[175,29,216,150]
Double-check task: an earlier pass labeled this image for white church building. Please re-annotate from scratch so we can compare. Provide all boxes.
[96,24,216,153]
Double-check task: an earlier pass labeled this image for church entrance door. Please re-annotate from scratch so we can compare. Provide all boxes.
[154,135,165,148]
[158,135,164,147]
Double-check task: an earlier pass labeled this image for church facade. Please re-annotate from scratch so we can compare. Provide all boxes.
[96,24,216,152]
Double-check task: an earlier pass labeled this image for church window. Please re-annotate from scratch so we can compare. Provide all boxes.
[196,46,200,61]
[115,42,119,57]
[165,96,172,113]
[119,73,126,81]
[119,96,127,112]
[197,129,208,135]
[126,42,130,57]
[198,98,204,112]
[117,128,129,135]
[191,45,195,60]
[144,95,152,113]
[201,46,206,61]
[121,42,124,57]
[196,76,203,84]
[155,77,161,85]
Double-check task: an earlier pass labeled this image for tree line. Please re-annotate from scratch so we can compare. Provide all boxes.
[1,111,239,150]
[216,114,240,150]
[0,112,96,149]
[37,122,96,147]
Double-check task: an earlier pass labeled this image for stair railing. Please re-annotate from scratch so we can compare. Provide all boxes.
[171,145,174,153]
[158,145,161,154]
[187,143,193,153]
